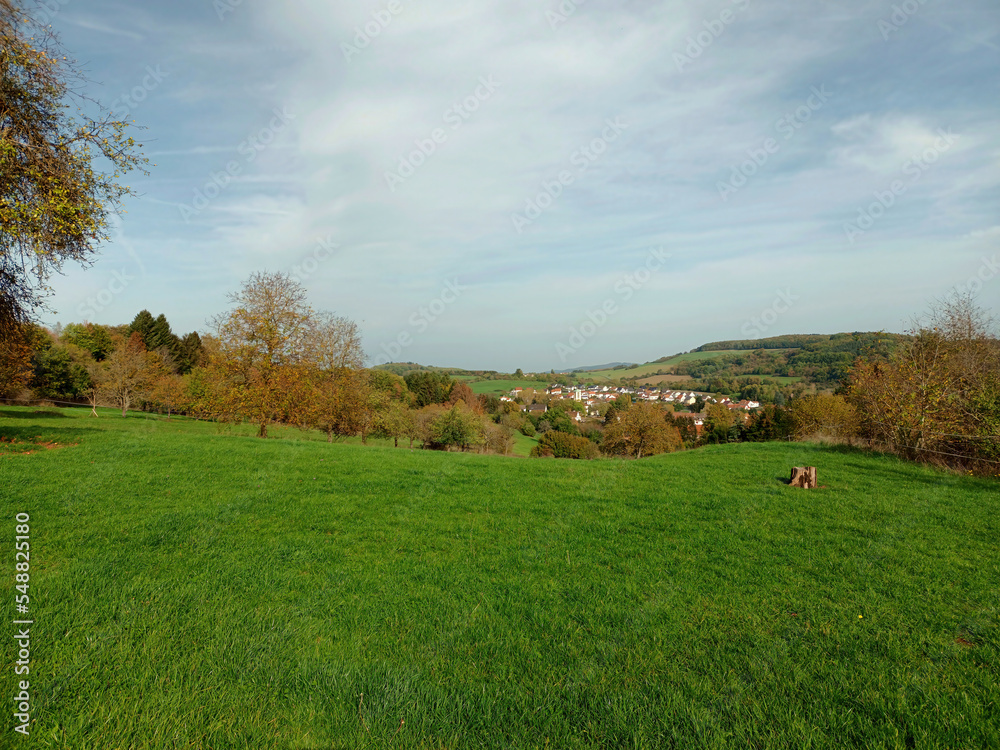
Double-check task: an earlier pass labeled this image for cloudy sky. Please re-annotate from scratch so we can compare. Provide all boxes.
[39,0,1000,371]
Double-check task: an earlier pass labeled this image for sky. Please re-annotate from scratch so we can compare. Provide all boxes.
[36,0,1000,372]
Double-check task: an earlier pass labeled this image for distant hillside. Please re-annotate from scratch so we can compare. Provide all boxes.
[694,333,889,352]
[372,362,488,379]
[585,332,910,389]
[559,362,635,373]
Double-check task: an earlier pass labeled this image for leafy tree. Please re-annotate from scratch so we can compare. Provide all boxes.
[482,421,515,455]
[0,322,33,397]
[30,337,90,400]
[601,402,681,459]
[744,404,795,442]
[790,394,858,442]
[61,322,114,361]
[431,402,480,451]
[373,399,412,448]
[0,1,147,339]
[300,313,367,441]
[404,371,453,407]
[531,430,599,459]
[98,332,161,417]
[209,272,316,437]
[148,372,187,419]
[846,294,999,471]
[702,403,738,445]
[446,381,477,409]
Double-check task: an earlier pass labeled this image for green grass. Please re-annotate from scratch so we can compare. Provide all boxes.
[468,379,549,395]
[1,406,998,748]
[511,430,540,458]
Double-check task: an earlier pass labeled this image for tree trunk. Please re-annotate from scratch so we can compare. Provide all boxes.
[258,422,268,438]
[394,436,398,448]
[789,466,817,489]
[327,429,333,443]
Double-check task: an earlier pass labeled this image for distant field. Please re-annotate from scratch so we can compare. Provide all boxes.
[469,379,549,395]
[2,406,998,748]
[666,349,743,363]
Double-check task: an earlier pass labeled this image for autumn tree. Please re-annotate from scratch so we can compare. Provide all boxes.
[301,312,367,441]
[601,402,681,459]
[847,294,1000,470]
[0,0,147,340]
[790,394,858,442]
[375,399,413,448]
[98,332,160,417]
[0,323,32,397]
[209,272,317,437]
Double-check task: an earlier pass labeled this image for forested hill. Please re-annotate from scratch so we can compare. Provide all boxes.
[668,331,912,387]
[693,332,908,352]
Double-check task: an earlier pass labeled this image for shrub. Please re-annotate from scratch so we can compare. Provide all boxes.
[531,430,600,459]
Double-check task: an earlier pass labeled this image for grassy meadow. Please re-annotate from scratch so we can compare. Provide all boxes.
[467,379,550,396]
[1,406,998,748]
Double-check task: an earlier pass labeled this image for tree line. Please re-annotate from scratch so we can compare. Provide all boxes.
[1,275,996,473]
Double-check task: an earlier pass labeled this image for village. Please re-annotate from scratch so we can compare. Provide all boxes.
[500,383,762,431]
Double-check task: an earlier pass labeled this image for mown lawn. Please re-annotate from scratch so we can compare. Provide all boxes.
[468,379,550,396]
[1,406,997,749]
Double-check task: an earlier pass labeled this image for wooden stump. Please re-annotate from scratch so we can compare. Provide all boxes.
[790,466,817,489]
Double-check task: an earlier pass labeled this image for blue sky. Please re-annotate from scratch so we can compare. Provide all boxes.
[39,0,1000,371]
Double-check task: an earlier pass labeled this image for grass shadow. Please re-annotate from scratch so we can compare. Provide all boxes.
[0,408,68,420]
[0,424,97,447]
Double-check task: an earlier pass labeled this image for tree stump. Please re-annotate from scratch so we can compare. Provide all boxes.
[790,466,817,489]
